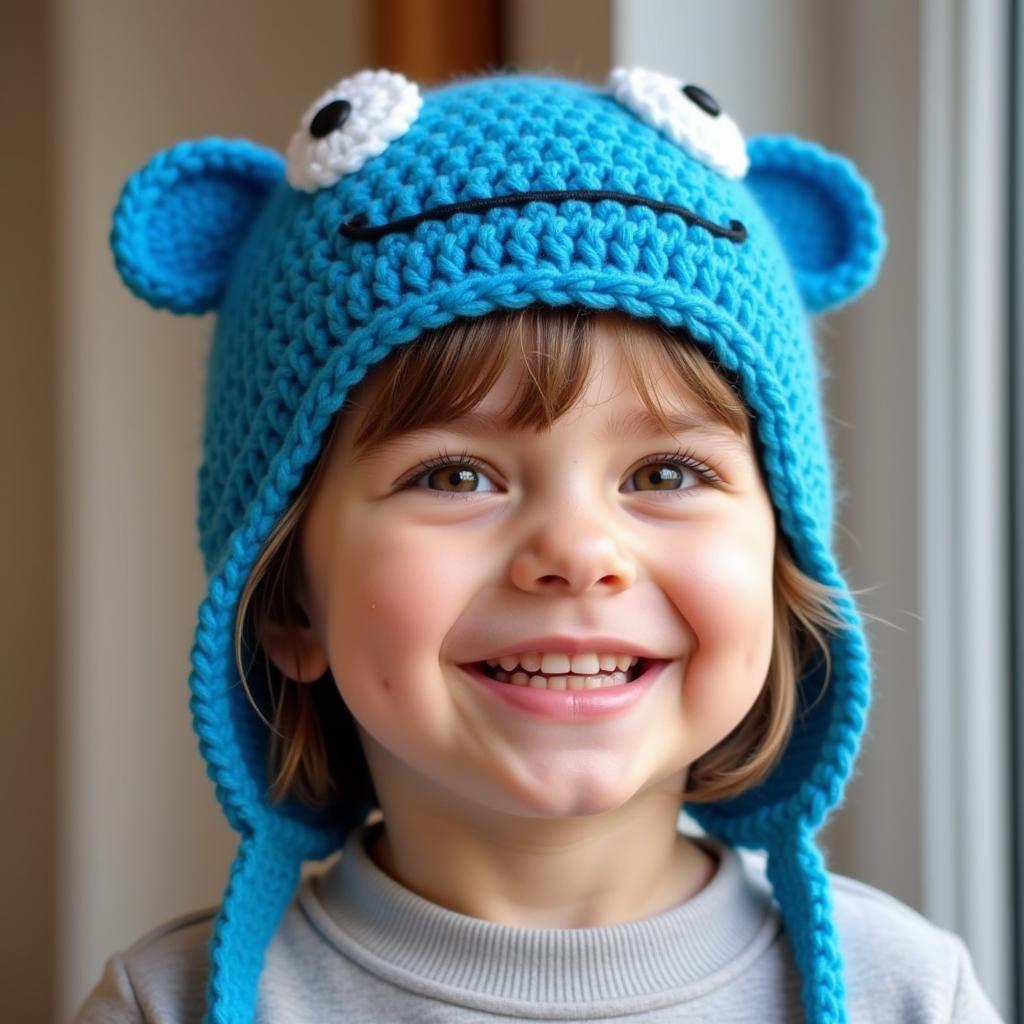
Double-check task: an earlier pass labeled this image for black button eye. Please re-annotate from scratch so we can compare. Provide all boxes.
[608,67,748,178]
[287,71,423,190]
[682,84,720,118]
[309,99,352,139]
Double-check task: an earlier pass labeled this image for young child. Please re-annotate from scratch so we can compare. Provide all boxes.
[79,67,1000,1023]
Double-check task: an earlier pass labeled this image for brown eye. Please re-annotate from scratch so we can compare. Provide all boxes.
[407,457,499,494]
[631,463,686,491]
[427,467,481,492]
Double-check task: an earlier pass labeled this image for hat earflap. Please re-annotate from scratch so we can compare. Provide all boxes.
[745,134,886,314]
[110,138,284,316]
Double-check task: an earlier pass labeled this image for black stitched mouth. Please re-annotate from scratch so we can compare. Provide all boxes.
[339,189,747,244]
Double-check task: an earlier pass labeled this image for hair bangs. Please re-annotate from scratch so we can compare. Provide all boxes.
[350,307,752,458]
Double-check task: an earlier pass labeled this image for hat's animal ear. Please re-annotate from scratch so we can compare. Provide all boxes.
[110,138,284,315]
[745,134,885,313]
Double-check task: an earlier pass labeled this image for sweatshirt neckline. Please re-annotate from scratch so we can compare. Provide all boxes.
[298,820,781,1015]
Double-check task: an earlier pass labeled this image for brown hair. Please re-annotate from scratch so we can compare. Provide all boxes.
[235,306,849,812]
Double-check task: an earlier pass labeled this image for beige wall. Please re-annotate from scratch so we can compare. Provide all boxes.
[2,3,59,1021]
[507,0,611,79]
[49,3,370,1018]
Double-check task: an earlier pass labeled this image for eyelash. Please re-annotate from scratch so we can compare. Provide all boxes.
[398,447,723,497]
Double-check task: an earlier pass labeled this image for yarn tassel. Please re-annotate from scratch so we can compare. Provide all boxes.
[203,830,300,1024]
[765,832,847,1024]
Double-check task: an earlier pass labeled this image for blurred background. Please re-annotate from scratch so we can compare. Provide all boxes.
[3,0,1020,1020]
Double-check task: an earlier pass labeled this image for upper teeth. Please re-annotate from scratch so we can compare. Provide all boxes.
[485,652,639,675]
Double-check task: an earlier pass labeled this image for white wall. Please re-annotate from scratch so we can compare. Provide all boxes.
[614,0,837,142]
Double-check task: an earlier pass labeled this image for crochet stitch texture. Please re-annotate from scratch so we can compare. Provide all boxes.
[111,68,885,1024]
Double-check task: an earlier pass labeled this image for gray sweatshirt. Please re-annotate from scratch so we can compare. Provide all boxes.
[75,823,1001,1023]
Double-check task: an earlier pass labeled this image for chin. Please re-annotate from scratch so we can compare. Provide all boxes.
[499,770,644,819]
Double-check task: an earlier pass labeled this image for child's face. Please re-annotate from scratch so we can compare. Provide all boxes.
[286,319,776,821]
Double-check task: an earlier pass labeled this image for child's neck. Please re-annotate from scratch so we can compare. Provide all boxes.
[366,789,718,929]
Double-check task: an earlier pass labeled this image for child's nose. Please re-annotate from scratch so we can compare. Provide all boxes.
[508,514,637,596]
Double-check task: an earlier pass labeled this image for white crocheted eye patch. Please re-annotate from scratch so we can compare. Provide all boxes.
[607,67,749,179]
[286,69,423,192]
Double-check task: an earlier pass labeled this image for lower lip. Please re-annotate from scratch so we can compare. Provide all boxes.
[462,661,667,722]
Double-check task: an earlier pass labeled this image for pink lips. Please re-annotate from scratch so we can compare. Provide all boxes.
[474,635,660,661]
[462,660,667,722]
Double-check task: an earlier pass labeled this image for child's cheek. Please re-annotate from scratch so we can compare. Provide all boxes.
[655,524,775,737]
[320,515,479,709]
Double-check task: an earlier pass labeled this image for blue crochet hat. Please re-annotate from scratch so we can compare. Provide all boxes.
[110,67,885,1023]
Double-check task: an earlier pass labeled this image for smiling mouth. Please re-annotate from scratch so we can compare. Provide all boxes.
[475,656,651,690]
[339,189,747,243]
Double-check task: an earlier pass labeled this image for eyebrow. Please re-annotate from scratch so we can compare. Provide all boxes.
[597,408,750,450]
[354,405,751,460]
